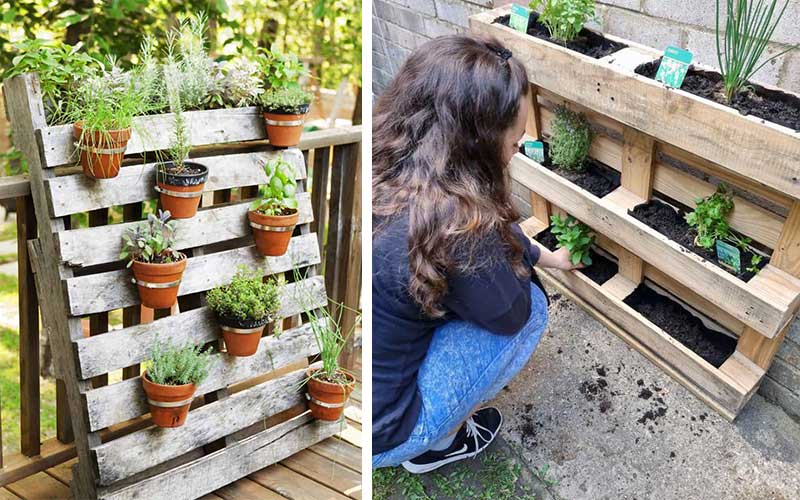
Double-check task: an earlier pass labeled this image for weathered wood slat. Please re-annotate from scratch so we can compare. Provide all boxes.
[56,194,313,268]
[75,277,325,379]
[43,149,306,217]
[65,232,320,316]
[96,414,339,500]
[0,174,30,199]
[92,366,314,485]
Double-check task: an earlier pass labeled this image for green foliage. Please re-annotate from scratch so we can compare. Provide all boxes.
[529,0,597,42]
[251,156,299,215]
[163,60,192,171]
[549,105,592,172]
[748,253,764,274]
[219,57,265,107]
[164,13,216,111]
[206,265,283,321]
[146,338,213,386]
[685,183,734,249]
[256,46,307,90]
[119,210,182,266]
[260,86,313,114]
[716,0,796,102]
[550,214,594,265]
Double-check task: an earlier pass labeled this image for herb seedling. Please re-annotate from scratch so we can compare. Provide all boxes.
[550,214,594,265]
[119,210,183,267]
[529,0,597,43]
[685,183,734,249]
[250,157,299,216]
[747,254,764,274]
[549,105,592,172]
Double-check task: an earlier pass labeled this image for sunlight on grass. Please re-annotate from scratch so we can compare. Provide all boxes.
[0,272,16,298]
[0,222,16,242]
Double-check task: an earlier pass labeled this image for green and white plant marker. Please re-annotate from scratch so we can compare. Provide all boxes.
[715,239,741,273]
[510,4,531,32]
[656,46,693,89]
[524,140,545,162]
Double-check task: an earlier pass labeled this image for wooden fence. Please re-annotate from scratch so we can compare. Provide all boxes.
[0,113,361,486]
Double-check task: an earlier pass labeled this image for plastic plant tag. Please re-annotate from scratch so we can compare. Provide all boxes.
[523,140,545,162]
[716,239,741,273]
[655,46,693,88]
[509,4,531,33]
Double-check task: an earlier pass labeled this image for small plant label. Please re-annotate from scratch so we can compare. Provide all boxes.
[523,140,545,162]
[509,4,531,33]
[716,240,741,273]
[655,46,693,89]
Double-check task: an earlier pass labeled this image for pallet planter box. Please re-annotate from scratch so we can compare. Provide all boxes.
[471,6,800,419]
[4,73,343,499]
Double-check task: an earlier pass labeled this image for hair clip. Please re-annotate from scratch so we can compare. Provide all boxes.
[496,48,512,61]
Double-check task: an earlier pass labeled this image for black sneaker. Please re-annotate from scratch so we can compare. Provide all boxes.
[401,407,503,474]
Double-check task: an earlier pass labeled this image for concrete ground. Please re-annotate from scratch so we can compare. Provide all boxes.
[491,286,800,500]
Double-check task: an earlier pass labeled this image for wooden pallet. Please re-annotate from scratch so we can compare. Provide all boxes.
[470,7,800,419]
[3,73,342,499]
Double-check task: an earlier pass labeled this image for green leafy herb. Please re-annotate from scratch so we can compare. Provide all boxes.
[119,210,183,266]
[206,265,283,322]
[747,253,764,274]
[550,214,594,265]
[250,156,299,216]
[146,338,213,386]
[550,105,592,172]
[260,86,313,114]
[685,183,734,249]
[256,46,307,90]
[716,0,796,102]
[162,60,191,172]
[529,0,597,43]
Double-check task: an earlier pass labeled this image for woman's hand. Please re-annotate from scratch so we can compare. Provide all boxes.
[536,246,587,271]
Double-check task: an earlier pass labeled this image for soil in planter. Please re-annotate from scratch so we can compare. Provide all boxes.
[519,143,621,198]
[134,253,186,266]
[635,59,800,132]
[629,199,768,282]
[535,227,618,285]
[624,284,736,368]
[494,13,626,59]
[162,163,206,176]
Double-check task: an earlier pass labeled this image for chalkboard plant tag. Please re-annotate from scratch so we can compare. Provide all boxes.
[655,46,693,89]
[509,4,531,33]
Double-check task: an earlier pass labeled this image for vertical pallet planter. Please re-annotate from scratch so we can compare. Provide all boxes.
[4,73,342,499]
[471,6,800,420]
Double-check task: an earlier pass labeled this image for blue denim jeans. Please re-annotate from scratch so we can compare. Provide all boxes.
[372,284,548,468]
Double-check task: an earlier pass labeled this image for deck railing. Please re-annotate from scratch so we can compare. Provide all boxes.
[0,125,362,484]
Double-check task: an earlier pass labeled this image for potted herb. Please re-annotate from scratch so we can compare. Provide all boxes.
[260,86,313,147]
[155,60,209,219]
[206,266,283,357]
[550,105,592,172]
[120,210,187,309]
[550,214,594,266]
[529,0,597,43]
[248,156,299,256]
[142,339,213,428]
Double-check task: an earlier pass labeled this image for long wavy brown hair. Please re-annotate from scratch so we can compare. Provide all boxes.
[373,34,530,318]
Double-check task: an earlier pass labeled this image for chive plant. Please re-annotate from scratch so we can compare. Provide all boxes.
[716,0,795,102]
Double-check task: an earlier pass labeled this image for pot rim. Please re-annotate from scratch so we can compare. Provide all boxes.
[306,367,356,390]
[131,253,187,269]
[141,370,196,392]
[73,121,133,137]
[157,161,209,178]
[216,313,271,329]
[262,105,310,116]
[249,208,299,219]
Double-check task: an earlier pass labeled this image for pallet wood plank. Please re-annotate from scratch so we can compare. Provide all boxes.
[43,149,306,217]
[65,232,320,316]
[281,449,362,499]
[216,478,287,500]
[5,472,71,500]
[0,488,21,500]
[250,464,349,500]
[309,439,362,473]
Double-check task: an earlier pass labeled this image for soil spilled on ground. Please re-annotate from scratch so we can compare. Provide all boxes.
[494,13,626,59]
[636,59,800,131]
[629,199,767,281]
[624,285,736,367]
[535,228,618,285]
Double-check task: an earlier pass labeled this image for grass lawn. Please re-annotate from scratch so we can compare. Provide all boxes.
[0,221,16,242]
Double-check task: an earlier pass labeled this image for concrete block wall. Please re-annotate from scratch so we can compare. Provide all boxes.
[373,0,800,421]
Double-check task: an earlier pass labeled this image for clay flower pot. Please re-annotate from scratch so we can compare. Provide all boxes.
[155,162,209,219]
[306,367,355,421]
[218,316,270,357]
[263,104,309,147]
[131,256,187,309]
[73,122,132,179]
[141,370,196,428]
[248,209,299,256]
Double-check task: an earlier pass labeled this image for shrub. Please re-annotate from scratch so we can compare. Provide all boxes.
[550,105,592,171]
[119,210,183,266]
[260,86,313,114]
[550,214,594,265]
[529,0,597,43]
[685,183,734,249]
[206,266,283,322]
[251,156,299,216]
[146,338,213,386]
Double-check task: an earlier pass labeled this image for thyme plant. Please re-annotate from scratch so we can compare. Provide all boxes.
[261,87,313,114]
[146,338,213,386]
[550,105,592,172]
[206,266,283,322]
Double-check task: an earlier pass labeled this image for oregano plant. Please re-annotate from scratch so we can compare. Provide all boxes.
[550,214,594,266]
[685,183,734,249]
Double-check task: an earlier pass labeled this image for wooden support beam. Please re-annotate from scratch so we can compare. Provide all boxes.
[122,203,142,381]
[310,146,331,256]
[525,85,551,226]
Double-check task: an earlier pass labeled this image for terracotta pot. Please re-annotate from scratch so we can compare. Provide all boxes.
[248,209,299,256]
[73,122,132,179]
[306,367,355,421]
[156,162,209,219]
[219,316,270,357]
[141,370,196,428]
[131,256,187,309]
[263,105,309,147]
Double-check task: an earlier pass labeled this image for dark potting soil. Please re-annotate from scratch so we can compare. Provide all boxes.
[534,228,618,285]
[519,142,621,198]
[164,164,206,176]
[628,199,768,282]
[635,59,800,132]
[494,13,626,59]
[624,284,736,368]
